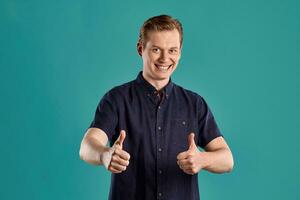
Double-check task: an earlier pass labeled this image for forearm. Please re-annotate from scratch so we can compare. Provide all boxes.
[202,148,234,173]
[79,128,109,165]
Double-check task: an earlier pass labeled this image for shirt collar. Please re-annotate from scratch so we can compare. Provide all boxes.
[135,71,174,99]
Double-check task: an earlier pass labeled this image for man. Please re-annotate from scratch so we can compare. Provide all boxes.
[79,15,234,200]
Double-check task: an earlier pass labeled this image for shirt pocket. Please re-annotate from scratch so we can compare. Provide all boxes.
[170,119,198,151]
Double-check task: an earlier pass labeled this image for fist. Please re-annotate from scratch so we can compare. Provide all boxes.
[177,133,205,175]
[108,130,131,173]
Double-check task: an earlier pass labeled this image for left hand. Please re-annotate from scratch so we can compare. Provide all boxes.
[177,133,206,175]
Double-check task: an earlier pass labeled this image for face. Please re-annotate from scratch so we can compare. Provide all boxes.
[138,30,182,84]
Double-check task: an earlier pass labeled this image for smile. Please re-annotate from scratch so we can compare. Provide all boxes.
[155,64,173,72]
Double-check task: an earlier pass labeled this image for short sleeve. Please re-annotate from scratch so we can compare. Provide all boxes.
[197,97,223,148]
[89,91,118,141]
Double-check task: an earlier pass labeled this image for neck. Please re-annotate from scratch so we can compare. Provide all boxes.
[142,73,169,91]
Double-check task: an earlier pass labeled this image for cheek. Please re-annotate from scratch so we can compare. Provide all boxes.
[148,54,158,63]
[171,56,180,63]
[143,53,154,64]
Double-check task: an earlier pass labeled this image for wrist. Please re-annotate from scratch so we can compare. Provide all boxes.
[100,146,115,169]
[198,151,211,170]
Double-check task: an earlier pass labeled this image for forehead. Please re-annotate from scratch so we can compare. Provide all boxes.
[145,30,181,48]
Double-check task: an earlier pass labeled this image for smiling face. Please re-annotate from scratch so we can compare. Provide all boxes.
[138,29,182,89]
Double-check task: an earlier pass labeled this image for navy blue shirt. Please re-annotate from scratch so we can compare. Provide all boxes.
[90,72,222,200]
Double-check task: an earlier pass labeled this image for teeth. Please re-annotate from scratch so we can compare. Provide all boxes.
[155,64,171,71]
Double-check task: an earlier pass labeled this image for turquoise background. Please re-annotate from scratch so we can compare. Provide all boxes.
[1,0,299,199]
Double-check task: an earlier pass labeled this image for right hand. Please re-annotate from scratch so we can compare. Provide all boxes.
[108,130,131,173]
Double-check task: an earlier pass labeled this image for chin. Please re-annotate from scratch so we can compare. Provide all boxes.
[153,72,172,80]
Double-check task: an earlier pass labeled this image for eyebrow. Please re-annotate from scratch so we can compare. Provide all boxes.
[152,45,179,49]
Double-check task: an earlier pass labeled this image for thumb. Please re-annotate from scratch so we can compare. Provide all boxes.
[188,133,197,150]
[114,130,126,148]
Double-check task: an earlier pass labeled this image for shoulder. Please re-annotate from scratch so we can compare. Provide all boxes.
[102,80,135,101]
[173,83,204,102]
[109,80,134,94]
[172,83,210,111]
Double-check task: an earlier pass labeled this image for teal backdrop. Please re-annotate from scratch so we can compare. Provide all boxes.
[1,0,299,199]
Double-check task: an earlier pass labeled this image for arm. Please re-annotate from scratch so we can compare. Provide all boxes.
[177,134,234,175]
[201,136,234,173]
[79,128,109,165]
[79,128,131,173]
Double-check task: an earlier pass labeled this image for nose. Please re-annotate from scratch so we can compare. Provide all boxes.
[158,51,168,62]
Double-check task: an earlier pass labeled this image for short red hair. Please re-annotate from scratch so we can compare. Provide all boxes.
[138,14,183,48]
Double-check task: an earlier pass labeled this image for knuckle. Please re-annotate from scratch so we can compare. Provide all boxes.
[114,148,120,154]
[116,156,121,162]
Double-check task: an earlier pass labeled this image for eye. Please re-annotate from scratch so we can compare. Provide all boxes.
[169,49,178,54]
[152,48,160,53]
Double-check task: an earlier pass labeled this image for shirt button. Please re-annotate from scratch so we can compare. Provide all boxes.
[158,126,161,130]
[182,121,186,125]
[158,192,162,197]
[159,169,163,174]
[158,148,162,152]
[158,106,161,109]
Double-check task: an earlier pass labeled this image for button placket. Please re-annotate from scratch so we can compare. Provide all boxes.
[156,96,164,200]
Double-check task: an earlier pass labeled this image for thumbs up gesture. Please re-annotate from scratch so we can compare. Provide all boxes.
[108,130,131,173]
[176,133,205,175]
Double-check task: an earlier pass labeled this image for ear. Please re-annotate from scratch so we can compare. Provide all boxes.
[137,42,143,57]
